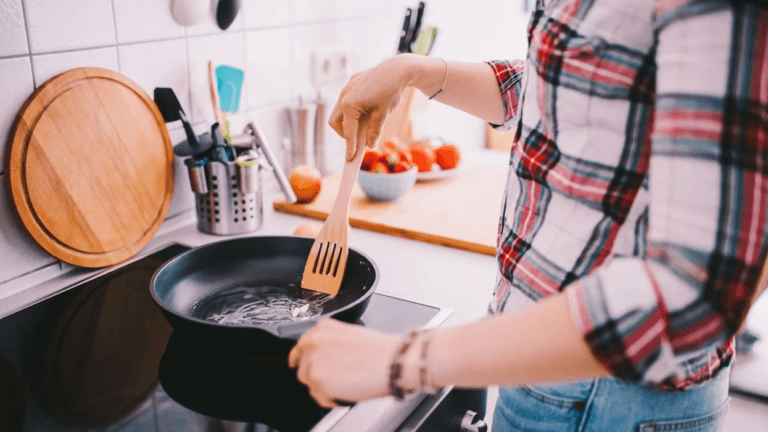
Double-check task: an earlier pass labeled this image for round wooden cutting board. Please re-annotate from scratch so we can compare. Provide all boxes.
[5,68,174,268]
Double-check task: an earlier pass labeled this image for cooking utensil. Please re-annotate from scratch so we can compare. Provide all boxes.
[5,67,174,268]
[397,8,413,53]
[246,121,298,204]
[150,236,379,350]
[216,64,244,114]
[208,61,227,126]
[209,123,233,162]
[154,87,213,157]
[216,0,241,30]
[301,142,367,295]
[171,0,208,26]
[407,2,426,53]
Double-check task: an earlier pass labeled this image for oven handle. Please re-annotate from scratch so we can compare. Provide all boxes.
[460,410,487,432]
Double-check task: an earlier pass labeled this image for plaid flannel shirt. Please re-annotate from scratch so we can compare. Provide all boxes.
[487,0,768,390]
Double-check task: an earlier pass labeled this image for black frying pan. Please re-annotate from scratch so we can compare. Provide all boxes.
[150,236,378,352]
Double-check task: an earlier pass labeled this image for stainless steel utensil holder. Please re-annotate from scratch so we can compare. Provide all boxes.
[194,160,263,235]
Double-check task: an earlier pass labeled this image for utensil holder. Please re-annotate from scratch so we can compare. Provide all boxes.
[194,159,263,235]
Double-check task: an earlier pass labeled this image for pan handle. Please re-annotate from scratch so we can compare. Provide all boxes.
[277,320,317,340]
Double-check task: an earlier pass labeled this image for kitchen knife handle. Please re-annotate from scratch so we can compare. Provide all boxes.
[397,8,413,54]
[409,2,426,54]
[246,121,298,204]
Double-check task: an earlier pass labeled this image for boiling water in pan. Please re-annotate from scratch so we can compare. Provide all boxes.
[191,283,335,326]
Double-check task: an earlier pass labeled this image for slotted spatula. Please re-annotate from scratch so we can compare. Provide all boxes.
[301,142,367,295]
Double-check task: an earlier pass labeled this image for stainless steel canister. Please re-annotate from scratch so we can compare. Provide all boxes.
[194,159,263,235]
[184,156,208,194]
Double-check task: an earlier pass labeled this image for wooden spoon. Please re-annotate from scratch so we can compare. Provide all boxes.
[301,142,367,295]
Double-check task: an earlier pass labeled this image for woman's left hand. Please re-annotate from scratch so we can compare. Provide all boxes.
[288,319,401,408]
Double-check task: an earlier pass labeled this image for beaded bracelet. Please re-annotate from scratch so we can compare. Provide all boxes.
[419,329,437,394]
[389,330,419,400]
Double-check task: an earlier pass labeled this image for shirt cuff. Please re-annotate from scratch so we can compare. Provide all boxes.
[564,270,673,385]
[485,60,525,132]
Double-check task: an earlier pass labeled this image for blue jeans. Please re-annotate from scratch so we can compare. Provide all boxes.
[493,367,730,432]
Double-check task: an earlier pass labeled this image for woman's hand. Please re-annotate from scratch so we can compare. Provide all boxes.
[329,55,416,161]
[288,319,401,408]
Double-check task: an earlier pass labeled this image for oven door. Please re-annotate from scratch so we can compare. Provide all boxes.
[398,387,488,432]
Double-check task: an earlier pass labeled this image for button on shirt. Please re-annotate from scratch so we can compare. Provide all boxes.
[487,0,768,389]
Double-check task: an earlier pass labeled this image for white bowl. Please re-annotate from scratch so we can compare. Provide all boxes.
[357,166,417,202]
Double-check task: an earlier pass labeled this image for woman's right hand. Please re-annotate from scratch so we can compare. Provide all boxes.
[329,54,417,161]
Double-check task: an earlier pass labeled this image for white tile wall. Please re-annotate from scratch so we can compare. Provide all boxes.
[113,0,186,44]
[32,47,119,85]
[0,0,524,289]
[245,28,292,108]
[0,0,29,57]
[186,32,246,123]
[0,57,34,171]
[24,0,116,53]
[118,39,189,121]
[242,0,290,29]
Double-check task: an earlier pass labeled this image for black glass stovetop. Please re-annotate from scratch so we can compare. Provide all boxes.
[142,243,445,432]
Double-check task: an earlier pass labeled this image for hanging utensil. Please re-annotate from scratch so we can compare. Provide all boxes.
[171,0,208,27]
[301,142,367,295]
[216,0,241,30]
[154,87,213,157]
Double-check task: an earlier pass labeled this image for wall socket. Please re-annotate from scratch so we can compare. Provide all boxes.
[311,46,350,89]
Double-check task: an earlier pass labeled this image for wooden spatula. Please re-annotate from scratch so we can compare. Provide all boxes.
[301,142,367,295]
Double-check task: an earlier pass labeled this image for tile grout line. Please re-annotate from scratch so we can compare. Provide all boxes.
[19,0,37,88]
[109,0,121,71]
[1,15,373,60]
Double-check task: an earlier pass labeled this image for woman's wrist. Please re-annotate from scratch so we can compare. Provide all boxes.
[397,54,446,98]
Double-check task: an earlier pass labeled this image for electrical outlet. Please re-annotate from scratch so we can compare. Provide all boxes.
[311,47,350,89]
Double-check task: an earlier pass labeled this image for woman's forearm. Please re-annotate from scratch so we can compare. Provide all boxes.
[401,294,609,390]
[400,54,507,125]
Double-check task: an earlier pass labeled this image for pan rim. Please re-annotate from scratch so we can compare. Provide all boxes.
[149,235,379,337]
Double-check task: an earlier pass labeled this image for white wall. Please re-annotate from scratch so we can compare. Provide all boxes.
[0,0,530,288]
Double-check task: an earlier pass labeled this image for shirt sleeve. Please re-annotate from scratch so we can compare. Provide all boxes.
[485,60,526,132]
[564,0,768,386]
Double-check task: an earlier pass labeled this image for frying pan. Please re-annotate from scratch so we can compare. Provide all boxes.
[150,236,378,351]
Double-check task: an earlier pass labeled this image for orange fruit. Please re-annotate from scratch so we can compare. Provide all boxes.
[435,144,461,170]
[410,146,435,172]
[288,165,322,203]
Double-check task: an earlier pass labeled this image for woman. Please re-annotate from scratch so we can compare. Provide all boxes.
[288,0,768,429]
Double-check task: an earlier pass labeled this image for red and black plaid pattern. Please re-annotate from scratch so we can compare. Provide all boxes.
[488,0,768,390]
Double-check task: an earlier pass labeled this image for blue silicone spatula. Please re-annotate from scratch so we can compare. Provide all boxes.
[216,65,244,115]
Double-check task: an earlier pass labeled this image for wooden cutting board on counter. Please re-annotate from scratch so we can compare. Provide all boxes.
[5,67,174,268]
[274,163,509,256]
